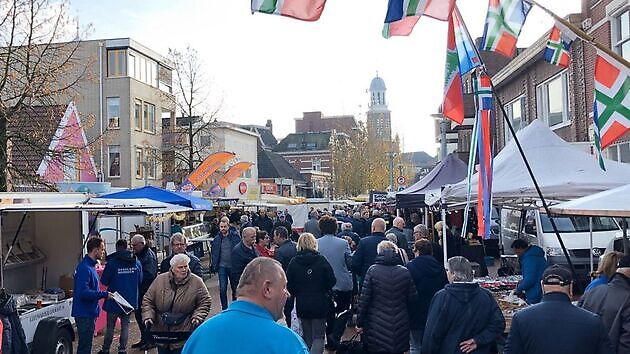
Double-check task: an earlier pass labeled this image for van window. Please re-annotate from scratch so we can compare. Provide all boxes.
[540,215,618,233]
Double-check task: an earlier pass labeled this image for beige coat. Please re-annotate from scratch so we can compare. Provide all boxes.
[142,271,211,349]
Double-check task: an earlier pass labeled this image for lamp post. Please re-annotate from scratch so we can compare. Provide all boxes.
[386,152,397,192]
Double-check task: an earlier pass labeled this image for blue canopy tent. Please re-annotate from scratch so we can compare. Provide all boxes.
[101,186,213,211]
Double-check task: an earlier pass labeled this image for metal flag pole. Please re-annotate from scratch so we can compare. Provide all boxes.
[441,192,448,270]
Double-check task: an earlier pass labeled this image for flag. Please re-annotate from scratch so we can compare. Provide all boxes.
[382,0,455,38]
[474,74,494,239]
[442,7,482,124]
[178,151,235,192]
[593,50,630,170]
[251,0,327,21]
[480,0,532,57]
[216,162,254,189]
[543,22,577,68]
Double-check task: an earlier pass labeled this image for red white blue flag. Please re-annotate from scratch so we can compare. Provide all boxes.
[474,74,494,239]
[543,22,577,68]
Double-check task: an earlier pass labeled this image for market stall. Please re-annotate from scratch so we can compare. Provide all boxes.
[474,275,527,332]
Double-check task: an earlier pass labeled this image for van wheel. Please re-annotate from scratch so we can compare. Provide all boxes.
[54,328,73,354]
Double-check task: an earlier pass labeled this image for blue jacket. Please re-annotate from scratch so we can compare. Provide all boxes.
[231,242,259,278]
[585,273,609,292]
[135,246,157,295]
[516,245,547,304]
[406,255,448,331]
[182,300,308,354]
[318,234,353,291]
[352,232,387,277]
[505,292,612,354]
[71,255,108,318]
[101,250,143,313]
[210,230,241,272]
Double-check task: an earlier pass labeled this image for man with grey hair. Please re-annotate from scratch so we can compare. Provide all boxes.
[130,234,157,350]
[414,224,443,265]
[304,210,322,238]
[423,257,504,354]
[386,216,411,257]
[351,212,366,238]
[231,227,259,289]
[159,233,203,277]
[337,222,360,246]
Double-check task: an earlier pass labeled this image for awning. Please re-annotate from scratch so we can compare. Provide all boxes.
[549,184,630,217]
[88,198,192,215]
[100,186,213,211]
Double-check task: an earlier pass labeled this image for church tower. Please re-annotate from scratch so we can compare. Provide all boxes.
[367,73,391,142]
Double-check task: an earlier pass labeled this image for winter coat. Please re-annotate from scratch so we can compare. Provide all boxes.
[357,249,417,354]
[231,242,259,279]
[304,219,322,238]
[506,292,612,354]
[350,218,366,238]
[580,273,630,354]
[0,297,28,354]
[101,250,143,313]
[406,255,448,331]
[337,230,361,247]
[351,232,388,278]
[135,246,158,296]
[318,234,353,292]
[210,230,241,272]
[585,273,609,292]
[273,220,293,236]
[274,240,297,271]
[254,215,274,234]
[286,250,336,319]
[386,226,411,255]
[516,245,547,304]
[71,255,108,318]
[160,252,203,278]
[422,283,505,354]
[142,271,211,350]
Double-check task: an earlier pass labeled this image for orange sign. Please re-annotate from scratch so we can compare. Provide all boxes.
[179,151,235,191]
[216,162,253,189]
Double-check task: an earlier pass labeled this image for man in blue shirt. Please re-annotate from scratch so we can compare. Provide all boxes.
[183,257,308,354]
[72,236,111,354]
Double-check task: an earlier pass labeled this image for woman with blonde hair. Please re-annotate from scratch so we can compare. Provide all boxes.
[586,251,624,291]
[286,233,336,354]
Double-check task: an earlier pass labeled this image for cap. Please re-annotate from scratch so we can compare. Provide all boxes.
[618,254,630,268]
[542,264,572,286]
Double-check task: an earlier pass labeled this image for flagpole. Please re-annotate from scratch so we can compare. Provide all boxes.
[525,0,630,69]
[456,5,581,290]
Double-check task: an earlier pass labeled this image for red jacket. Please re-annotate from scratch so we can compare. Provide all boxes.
[255,244,274,258]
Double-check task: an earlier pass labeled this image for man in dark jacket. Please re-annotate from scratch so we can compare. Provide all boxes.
[273,212,293,236]
[352,218,388,280]
[414,224,443,266]
[580,255,630,354]
[386,216,411,257]
[159,233,202,278]
[99,239,142,354]
[254,209,274,234]
[337,222,361,247]
[423,257,505,354]
[130,234,157,350]
[304,211,322,238]
[273,226,297,271]
[72,236,111,354]
[505,265,612,354]
[231,227,259,288]
[511,239,547,304]
[211,220,241,310]
[406,239,448,354]
[350,212,366,238]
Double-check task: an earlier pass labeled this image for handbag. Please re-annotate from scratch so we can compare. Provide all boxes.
[159,284,189,327]
[336,333,366,354]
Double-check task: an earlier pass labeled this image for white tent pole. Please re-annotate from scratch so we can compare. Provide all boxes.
[441,194,448,270]
[590,216,594,275]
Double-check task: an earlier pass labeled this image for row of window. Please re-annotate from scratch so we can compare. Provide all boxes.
[108,146,158,180]
[614,9,629,61]
[107,97,160,133]
[107,49,172,93]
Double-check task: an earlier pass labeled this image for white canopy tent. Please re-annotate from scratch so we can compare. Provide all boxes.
[549,184,630,217]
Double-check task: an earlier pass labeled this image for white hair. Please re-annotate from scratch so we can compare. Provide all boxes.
[131,234,146,245]
[386,233,398,243]
[377,240,398,255]
[170,253,191,268]
[341,222,353,231]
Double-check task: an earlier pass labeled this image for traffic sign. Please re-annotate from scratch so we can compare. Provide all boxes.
[397,176,406,185]
[397,185,406,192]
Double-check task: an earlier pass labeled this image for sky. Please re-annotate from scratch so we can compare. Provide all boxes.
[69,0,580,155]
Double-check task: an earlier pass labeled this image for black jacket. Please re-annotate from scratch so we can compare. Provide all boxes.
[0,297,28,354]
[254,215,274,234]
[160,252,203,278]
[406,255,448,331]
[506,292,612,354]
[274,240,297,271]
[273,220,293,236]
[337,230,361,246]
[423,283,505,354]
[135,245,157,295]
[580,273,630,354]
[231,242,259,279]
[350,218,366,238]
[357,249,417,354]
[351,232,388,278]
[385,226,411,255]
[286,250,336,319]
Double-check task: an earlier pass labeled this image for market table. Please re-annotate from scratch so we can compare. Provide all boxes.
[462,244,488,277]
[475,276,527,333]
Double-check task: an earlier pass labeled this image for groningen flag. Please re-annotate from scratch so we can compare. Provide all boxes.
[382,0,455,38]
[593,50,630,170]
[474,74,494,239]
[251,0,327,21]
[480,0,532,57]
[543,22,577,68]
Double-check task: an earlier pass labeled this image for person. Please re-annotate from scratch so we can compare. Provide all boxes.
[304,210,322,238]
[72,236,111,354]
[337,222,361,247]
[273,212,293,236]
[356,241,417,354]
[580,254,630,353]
[231,227,260,288]
[414,224,444,265]
[240,215,253,235]
[352,218,388,280]
[435,221,462,259]
[317,216,353,350]
[160,233,202,278]
[386,233,409,265]
[406,239,448,354]
[182,257,309,354]
[351,212,366,238]
[99,239,142,354]
[585,251,624,291]
[210,220,241,310]
[130,234,158,350]
[254,230,274,257]
[142,254,211,354]
[422,257,505,354]
[287,233,336,354]
[505,265,612,354]
[386,217,411,257]
[273,226,297,271]
[511,239,546,304]
[254,209,274,234]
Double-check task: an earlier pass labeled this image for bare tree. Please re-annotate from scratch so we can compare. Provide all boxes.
[0,0,96,191]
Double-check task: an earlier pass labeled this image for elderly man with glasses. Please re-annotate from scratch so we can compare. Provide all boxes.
[160,233,203,278]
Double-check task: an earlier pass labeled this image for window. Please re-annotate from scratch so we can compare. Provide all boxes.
[134,100,142,130]
[146,149,157,179]
[108,146,121,178]
[312,158,321,171]
[606,141,630,163]
[128,50,159,87]
[106,97,120,129]
[287,143,297,149]
[614,9,630,61]
[241,168,252,178]
[143,103,155,132]
[536,71,570,128]
[135,148,143,179]
[540,215,618,233]
[107,49,126,77]
[505,96,526,142]
[128,54,136,78]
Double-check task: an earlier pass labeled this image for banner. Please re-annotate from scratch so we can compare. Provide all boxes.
[217,162,254,189]
[178,151,235,192]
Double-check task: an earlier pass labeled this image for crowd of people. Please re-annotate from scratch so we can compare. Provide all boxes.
[70,206,630,354]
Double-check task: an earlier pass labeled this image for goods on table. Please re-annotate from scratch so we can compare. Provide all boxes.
[475,276,527,332]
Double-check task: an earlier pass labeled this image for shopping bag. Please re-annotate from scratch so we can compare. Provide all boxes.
[290,306,302,337]
[336,333,365,354]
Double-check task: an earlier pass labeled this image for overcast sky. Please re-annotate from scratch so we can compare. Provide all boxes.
[70,0,580,155]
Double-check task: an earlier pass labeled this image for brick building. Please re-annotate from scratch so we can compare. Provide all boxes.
[295,111,357,135]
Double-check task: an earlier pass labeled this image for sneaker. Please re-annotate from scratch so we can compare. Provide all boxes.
[130,342,144,349]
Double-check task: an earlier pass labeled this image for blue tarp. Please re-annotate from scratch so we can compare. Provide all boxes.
[101,186,213,211]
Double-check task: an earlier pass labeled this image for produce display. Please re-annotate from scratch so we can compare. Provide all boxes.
[474,276,527,332]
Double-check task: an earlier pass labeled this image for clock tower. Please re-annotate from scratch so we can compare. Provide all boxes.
[367,73,392,142]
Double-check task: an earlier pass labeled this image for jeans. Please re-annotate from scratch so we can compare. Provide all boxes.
[102,312,131,352]
[218,266,238,310]
[75,317,96,354]
[301,318,326,354]
[157,347,182,354]
[410,329,423,354]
